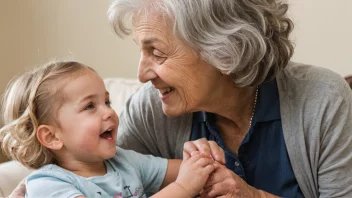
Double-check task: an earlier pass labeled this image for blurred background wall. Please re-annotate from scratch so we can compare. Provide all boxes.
[289,0,351,76]
[0,0,140,96]
[0,0,351,161]
[1,0,351,93]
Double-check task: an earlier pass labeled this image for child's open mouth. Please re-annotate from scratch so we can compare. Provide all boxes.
[100,129,113,140]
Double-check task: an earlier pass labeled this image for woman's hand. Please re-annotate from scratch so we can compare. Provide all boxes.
[200,162,268,198]
[183,138,225,165]
[9,178,26,198]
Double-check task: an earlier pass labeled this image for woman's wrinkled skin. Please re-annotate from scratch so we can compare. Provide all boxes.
[133,12,225,117]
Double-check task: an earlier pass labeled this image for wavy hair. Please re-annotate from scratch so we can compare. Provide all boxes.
[108,0,294,86]
[0,61,92,169]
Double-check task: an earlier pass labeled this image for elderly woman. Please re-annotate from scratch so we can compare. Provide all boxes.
[108,0,352,198]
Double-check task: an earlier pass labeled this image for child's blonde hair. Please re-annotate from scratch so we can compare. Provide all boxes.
[0,60,94,169]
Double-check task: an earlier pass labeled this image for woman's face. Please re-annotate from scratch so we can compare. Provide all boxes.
[132,12,223,116]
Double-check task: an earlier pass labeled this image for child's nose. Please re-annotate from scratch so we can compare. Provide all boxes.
[102,107,115,120]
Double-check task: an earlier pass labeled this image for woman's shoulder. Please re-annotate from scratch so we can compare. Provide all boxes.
[118,82,192,159]
[120,81,166,127]
[279,62,345,84]
[135,81,158,98]
[277,61,350,98]
[277,61,351,131]
[125,82,162,113]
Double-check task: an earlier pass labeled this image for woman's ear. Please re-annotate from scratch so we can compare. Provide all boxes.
[36,125,63,150]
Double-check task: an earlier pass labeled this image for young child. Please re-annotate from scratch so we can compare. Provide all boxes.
[0,61,216,198]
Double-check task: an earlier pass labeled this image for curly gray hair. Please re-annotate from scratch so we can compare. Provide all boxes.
[108,0,294,87]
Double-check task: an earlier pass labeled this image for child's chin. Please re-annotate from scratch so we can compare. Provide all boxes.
[106,149,117,159]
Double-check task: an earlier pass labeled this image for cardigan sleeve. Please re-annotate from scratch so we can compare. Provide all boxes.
[317,85,352,198]
[278,62,352,198]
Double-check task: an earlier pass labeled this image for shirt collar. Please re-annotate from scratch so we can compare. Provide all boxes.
[254,79,281,122]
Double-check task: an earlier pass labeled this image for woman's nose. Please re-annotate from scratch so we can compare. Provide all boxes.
[138,54,158,83]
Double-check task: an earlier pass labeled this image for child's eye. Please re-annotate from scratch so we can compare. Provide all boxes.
[84,103,94,110]
[105,100,112,107]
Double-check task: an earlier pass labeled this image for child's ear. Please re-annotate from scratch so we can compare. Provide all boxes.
[36,125,63,150]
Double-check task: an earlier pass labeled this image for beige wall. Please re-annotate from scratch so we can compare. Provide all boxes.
[0,0,351,97]
[0,0,140,94]
[289,0,352,76]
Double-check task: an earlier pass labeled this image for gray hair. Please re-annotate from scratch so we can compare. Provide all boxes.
[108,0,294,87]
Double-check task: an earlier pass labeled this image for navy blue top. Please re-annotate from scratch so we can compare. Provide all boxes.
[190,80,303,198]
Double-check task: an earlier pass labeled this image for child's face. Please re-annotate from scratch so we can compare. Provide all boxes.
[55,69,118,163]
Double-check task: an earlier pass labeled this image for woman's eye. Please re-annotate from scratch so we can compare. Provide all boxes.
[105,100,112,107]
[153,49,166,64]
[84,103,94,110]
[153,49,165,58]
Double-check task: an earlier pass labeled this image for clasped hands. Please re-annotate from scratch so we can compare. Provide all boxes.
[9,138,267,198]
[180,138,266,198]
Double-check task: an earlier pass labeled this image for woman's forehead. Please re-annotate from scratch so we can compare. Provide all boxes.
[132,13,174,45]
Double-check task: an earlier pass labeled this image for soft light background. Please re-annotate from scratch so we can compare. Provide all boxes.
[289,0,352,76]
[1,0,351,93]
[0,0,351,132]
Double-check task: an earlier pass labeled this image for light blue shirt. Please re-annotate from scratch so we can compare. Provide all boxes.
[25,147,168,198]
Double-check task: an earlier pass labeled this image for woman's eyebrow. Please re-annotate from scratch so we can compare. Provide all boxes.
[141,38,160,45]
[134,37,161,46]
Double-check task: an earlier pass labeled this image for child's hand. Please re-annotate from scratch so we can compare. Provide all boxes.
[175,152,215,197]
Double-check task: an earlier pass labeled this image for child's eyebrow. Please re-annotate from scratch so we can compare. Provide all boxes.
[79,94,97,103]
[78,91,110,103]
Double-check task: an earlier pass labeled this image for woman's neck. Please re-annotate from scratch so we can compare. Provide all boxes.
[208,76,257,132]
[208,76,258,155]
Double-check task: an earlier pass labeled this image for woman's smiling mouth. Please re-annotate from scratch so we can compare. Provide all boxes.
[159,87,175,96]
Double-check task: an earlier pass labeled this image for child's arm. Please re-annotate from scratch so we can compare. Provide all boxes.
[153,182,193,198]
[159,159,182,189]
[152,152,215,198]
